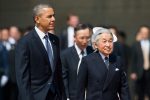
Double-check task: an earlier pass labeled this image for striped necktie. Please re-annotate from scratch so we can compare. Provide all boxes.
[104,57,109,69]
[44,35,54,72]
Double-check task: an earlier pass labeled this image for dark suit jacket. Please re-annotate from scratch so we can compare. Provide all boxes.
[131,41,150,79]
[0,43,9,77]
[61,46,93,99]
[113,42,131,72]
[15,29,66,100]
[58,27,69,51]
[8,44,16,84]
[76,52,130,100]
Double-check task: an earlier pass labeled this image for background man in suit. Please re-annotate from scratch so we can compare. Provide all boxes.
[15,4,66,100]
[130,26,150,100]
[61,24,93,100]
[59,14,79,51]
[109,26,130,73]
[0,42,9,100]
[76,27,130,100]
[8,26,21,100]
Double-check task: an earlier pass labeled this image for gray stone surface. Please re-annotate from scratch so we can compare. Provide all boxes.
[0,0,150,43]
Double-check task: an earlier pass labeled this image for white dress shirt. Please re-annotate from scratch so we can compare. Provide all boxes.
[67,26,75,47]
[75,43,87,74]
[2,41,11,51]
[35,26,54,56]
[141,40,150,70]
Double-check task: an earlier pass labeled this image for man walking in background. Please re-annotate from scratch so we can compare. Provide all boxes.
[131,26,150,100]
[61,24,93,100]
[59,14,79,51]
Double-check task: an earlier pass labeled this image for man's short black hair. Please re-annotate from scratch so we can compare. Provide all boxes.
[74,24,90,36]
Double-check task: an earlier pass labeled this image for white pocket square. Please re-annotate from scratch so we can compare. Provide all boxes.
[115,68,119,71]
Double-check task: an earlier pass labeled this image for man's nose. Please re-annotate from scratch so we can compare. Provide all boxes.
[106,42,110,46]
[83,38,89,44]
[51,16,55,21]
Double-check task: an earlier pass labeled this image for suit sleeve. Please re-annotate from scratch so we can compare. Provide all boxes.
[118,59,131,100]
[61,52,69,98]
[76,58,88,100]
[1,46,9,76]
[131,43,138,73]
[15,39,34,100]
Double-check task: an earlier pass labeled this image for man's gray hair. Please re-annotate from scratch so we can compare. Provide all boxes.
[91,27,117,43]
[91,27,117,50]
[33,4,53,17]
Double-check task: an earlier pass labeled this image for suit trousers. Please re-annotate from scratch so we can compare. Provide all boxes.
[136,69,150,100]
[46,89,57,100]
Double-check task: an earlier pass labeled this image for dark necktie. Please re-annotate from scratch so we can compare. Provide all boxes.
[104,57,109,69]
[81,50,84,57]
[44,35,54,72]
[77,50,85,74]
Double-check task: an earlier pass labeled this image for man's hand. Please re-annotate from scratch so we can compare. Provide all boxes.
[0,75,8,87]
[130,73,137,80]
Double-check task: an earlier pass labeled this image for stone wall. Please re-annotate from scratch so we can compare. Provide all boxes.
[0,0,150,43]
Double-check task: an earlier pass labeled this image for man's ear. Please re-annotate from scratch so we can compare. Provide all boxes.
[34,16,40,24]
[93,42,98,49]
[73,34,76,42]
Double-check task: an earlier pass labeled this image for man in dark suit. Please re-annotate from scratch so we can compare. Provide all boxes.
[76,27,130,100]
[59,14,79,51]
[109,26,130,72]
[7,26,21,100]
[61,24,93,100]
[15,4,66,100]
[0,42,9,100]
[130,26,150,100]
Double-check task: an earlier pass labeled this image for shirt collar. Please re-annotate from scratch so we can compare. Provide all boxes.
[99,52,109,61]
[141,39,149,43]
[141,39,149,45]
[68,26,74,30]
[35,26,47,39]
[74,43,86,56]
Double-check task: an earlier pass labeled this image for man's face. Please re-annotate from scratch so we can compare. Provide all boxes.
[9,27,21,41]
[68,16,79,28]
[74,28,90,50]
[138,27,149,40]
[96,33,113,56]
[35,7,55,33]
[1,29,9,41]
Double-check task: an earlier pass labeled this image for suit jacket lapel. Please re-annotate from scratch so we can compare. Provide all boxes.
[48,33,58,71]
[96,53,109,79]
[103,54,117,91]
[71,46,80,69]
[32,30,50,65]
[138,41,143,56]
